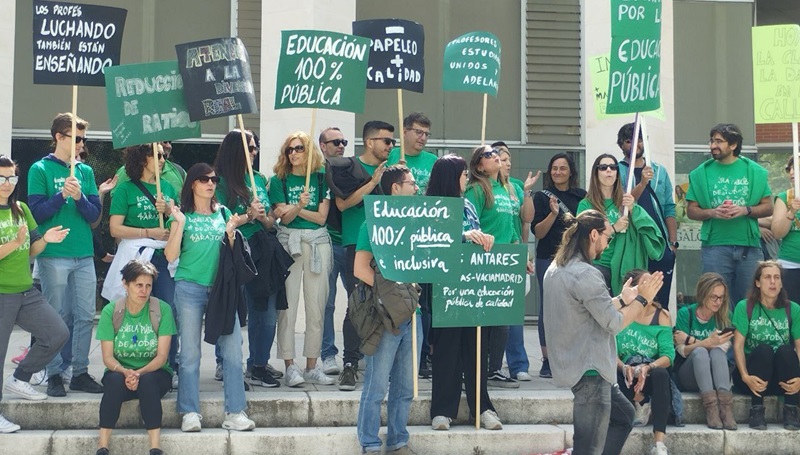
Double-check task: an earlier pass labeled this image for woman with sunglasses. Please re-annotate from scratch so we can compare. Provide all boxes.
[164,163,255,433]
[771,157,800,303]
[268,131,334,388]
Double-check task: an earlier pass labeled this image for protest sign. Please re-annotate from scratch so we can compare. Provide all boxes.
[104,61,201,148]
[752,25,800,124]
[432,243,527,328]
[590,53,664,120]
[275,30,371,112]
[33,0,127,86]
[606,0,662,114]
[352,19,425,93]
[442,31,501,97]
[363,195,463,284]
[175,37,258,122]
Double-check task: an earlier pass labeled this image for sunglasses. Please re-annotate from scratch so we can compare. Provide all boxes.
[0,176,19,185]
[249,145,258,153]
[63,133,87,144]
[596,164,618,171]
[196,175,220,184]
[480,149,499,159]
[369,137,396,146]
[149,153,165,160]
[285,145,306,155]
[324,139,348,147]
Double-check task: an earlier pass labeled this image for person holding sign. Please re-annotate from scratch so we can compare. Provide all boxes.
[771,157,800,303]
[164,163,255,432]
[354,165,422,454]
[269,131,334,388]
[113,141,186,197]
[28,113,105,397]
[543,210,663,455]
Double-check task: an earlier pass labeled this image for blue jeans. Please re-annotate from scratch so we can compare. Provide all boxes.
[505,325,529,377]
[322,243,346,360]
[571,375,634,455]
[701,245,763,309]
[246,290,277,369]
[174,280,246,414]
[357,314,421,453]
[150,252,178,371]
[39,257,96,377]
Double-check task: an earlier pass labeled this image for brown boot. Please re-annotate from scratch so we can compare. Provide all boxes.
[717,389,738,430]
[701,390,723,429]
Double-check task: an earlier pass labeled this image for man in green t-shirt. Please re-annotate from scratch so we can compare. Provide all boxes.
[387,112,438,195]
[686,123,773,306]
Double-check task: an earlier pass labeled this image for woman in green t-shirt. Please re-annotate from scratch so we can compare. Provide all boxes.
[269,131,334,388]
[95,260,177,455]
[771,156,800,303]
[732,261,800,431]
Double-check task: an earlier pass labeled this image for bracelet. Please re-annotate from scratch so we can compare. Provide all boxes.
[113,364,121,372]
[612,224,618,234]
[617,295,628,308]
[634,295,648,307]
[684,334,690,345]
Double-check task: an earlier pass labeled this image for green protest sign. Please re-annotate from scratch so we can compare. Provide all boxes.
[752,25,800,124]
[442,31,501,97]
[606,0,662,114]
[590,53,664,120]
[432,243,527,328]
[275,30,371,113]
[363,195,464,284]
[104,61,201,148]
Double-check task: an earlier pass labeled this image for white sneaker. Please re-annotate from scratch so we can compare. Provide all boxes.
[31,370,47,386]
[303,367,335,385]
[0,414,20,433]
[285,364,305,387]
[322,357,341,375]
[4,376,47,401]
[431,415,452,430]
[60,365,73,384]
[634,401,652,427]
[214,363,223,381]
[222,411,255,431]
[480,410,503,430]
[650,441,668,455]
[515,372,533,381]
[171,374,179,390]
[181,412,202,432]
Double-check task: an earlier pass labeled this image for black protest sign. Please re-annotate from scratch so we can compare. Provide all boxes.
[33,0,127,86]
[352,19,424,93]
[175,37,258,121]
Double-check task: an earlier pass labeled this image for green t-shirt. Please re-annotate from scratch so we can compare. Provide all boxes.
[777,191,800,263]
[27,158,98,258]
[464,179,518,244]
[114,161,186,198]
[95,299,178,374]
[577,198,621,268]
[268,171,329,230]
[356,221,371,253]
[676,304,719,340]
[616,321,675,366]
[732,299,800,355]
[109,180,178,230]
[169,206,232,287]
[215,173,270,239]
[341,158,379,246]
[387,147,438,194]
[0,203,36,293]
[508,178,524,241]
[685,159,769,248]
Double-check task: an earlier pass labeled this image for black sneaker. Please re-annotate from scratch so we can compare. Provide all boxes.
[487,370,519,389]
[539,358,552,379]
[149,449,163,455]
[418,358,432,379]
[749,404,767,430]
[785,404,800,431]
[47,374,66,397]
[96,448,109,455]
[338,363,358,391]
[69,373,104,394]
[250,367,280,388]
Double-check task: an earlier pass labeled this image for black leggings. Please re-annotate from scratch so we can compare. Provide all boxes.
[617,367,671,434]
[99,369,171,430]
[733,344,800,406]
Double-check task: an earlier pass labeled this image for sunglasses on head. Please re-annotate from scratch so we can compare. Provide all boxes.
[285,145,306,155]
[596,163,618,171]
[63,133,87,144]
[196,175,220,184]
[369,137,396,146]
[481,149,499,159]
[324,139,348,147]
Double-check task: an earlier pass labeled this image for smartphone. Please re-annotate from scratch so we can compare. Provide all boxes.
[720,327,736,335]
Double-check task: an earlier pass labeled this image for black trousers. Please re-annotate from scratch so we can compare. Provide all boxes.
[617,367,671,434]
[733,343,800,406]
[487,325,509,373]
[342,245,361,366]
[99,369,171,430]
[429,326,495,419]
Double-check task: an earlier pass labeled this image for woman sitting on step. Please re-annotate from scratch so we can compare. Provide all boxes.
[95,260,177,455]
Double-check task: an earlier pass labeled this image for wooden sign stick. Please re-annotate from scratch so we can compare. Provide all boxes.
[476,326,482,430]
[236,114,259,202]
[398,89,405,163]
[794,122,799,196]
[152,142,164,229]
[480,93,488,146]
[305,108,317,192]
[622,112,641,218]
[412,314,418,398]
[70,85,78,178]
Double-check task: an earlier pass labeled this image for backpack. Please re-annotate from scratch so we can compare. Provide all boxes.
[112,297,162,335]
[348,282,384,356]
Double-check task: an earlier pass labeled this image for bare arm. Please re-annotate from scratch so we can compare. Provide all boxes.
[354,250,374,286]
[133,335,171,375]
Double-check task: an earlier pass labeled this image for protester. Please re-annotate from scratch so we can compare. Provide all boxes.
[95,260,177,455]
[0,154,69,433]
[673,272,736,430]
[165,163,254,432]
[544,209,663,455]
[492,141,537,243]
[114,140,185,196]
[770,156,800,303]
[732,260,800,431]
[269,131,334,387]
[425,154,499,431]
[532,153,586,379]
[28,113,104,397]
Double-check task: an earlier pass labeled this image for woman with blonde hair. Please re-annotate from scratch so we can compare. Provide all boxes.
[268,131,334,387]
[771,156,800,302]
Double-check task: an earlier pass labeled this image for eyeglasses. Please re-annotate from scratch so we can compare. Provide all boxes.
[408,128,431,139]
[196,175,220,184]
[249,145,259,154]
[481,149,499,159]
[0,176,19,185]
[599,231,612,241]
[63,133,87,144]
[400,179,418,187]
[323,139,348,147]
[707,294,725,302]
[709,139,727,146]
[596,164,618,171]
[369,137,396,146]
[285,145,306,155]
[150,153,165,160]
[786,165,794,173]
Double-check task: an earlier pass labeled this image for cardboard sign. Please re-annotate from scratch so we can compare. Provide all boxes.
[175,37,258,121]
[432,243,528,328]
[274,30,371,112]
[352,19,425,93]
[442,31,501,97]
[606,0,662,114]
[363,195,464,284]
[104,61,201,148]
[752,25,800,124]
[33,0,127,86]
[590,53,664,120]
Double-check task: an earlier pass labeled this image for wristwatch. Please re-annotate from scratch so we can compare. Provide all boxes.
[671,241,679,249]
[746,206,753,217]
[634,295,648,307]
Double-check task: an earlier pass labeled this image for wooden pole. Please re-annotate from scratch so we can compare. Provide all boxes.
[398,89,405,163]
[412,313,418,398]
[475,326,482,430]
[152,142,164,229]
[480,93,488,146]
[622,113,641,219]
[70,85,78,178]
[640,116,654,191]
[305,108,318,192]
[794,122,799,196]
[236,114,259,202]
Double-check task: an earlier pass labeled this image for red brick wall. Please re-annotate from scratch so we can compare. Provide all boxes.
[756,123,793,143]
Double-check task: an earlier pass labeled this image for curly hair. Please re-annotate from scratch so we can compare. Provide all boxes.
[272,131,324,180]
[123,144,156,181]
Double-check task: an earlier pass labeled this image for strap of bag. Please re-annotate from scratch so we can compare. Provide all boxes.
[113,296,161,335]
[541,189,573,215]
[132,179,165,223]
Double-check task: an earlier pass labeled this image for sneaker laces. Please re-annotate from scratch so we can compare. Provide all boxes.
[338,365,358,382]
